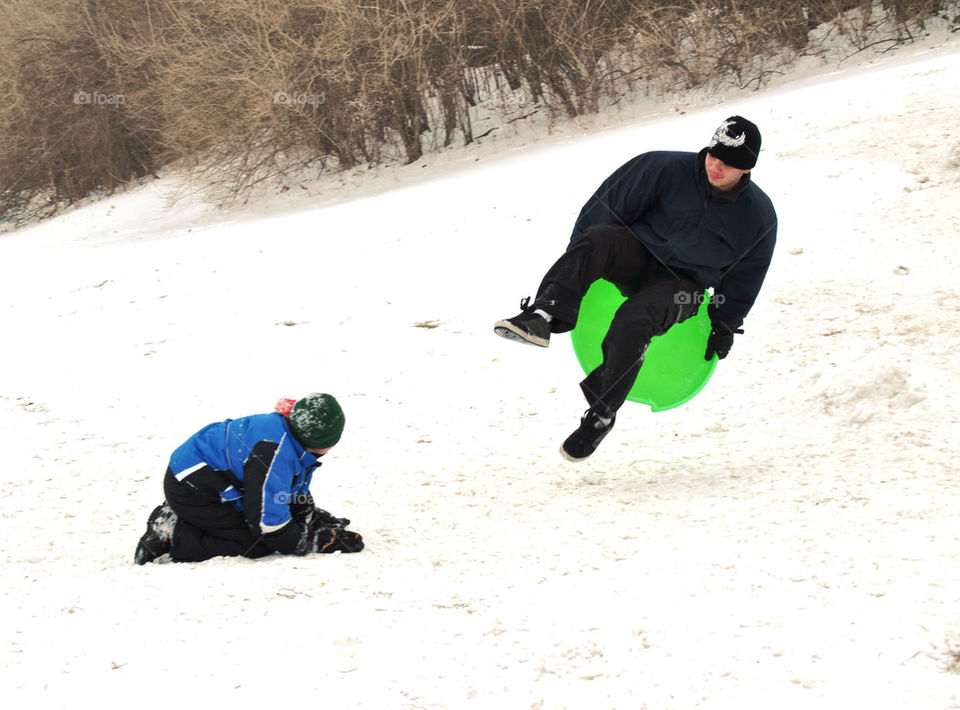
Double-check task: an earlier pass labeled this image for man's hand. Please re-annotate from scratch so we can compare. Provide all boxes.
[705,327,743,360]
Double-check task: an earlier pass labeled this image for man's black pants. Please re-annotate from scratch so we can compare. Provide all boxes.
[163,467,274,562]
[535,224,703,415]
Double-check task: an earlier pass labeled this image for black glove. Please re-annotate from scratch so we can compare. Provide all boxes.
[314,508,350,529]
[289,491,316,523]
[705,327,743,360]
[314,526,364,554]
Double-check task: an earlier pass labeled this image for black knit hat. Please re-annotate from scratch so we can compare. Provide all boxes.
[288,393,345,449]
[706,116,761,170]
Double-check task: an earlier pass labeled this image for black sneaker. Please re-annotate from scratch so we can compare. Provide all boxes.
[560,409,616,461]
[494,297,551,348]
[134,503,177,565]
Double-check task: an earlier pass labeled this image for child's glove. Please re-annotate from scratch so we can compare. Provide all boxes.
[289,491,316,523]
[314,508,350,529]
[314,526,364,554]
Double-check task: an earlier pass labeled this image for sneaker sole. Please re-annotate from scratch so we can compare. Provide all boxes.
[493,321,549,348]
[559,444,592,462]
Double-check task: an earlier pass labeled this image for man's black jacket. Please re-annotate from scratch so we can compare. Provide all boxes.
[569,148,777,330]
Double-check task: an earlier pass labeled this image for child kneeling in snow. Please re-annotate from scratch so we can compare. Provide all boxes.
[134,393,363,564]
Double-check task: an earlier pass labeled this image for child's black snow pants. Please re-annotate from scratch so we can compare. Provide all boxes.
[163,467,274,562]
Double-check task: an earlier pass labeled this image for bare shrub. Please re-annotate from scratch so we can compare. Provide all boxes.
[630,1,819,92]
[0,0,160,223]
[95,0,475,200]
[484,1,639,117]
[806,0,949,52]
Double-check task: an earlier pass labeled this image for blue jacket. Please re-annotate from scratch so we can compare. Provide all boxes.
[168,412,321,554]
[570,149,777,330]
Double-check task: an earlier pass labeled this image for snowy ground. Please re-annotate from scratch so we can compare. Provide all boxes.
[2,27,960,710]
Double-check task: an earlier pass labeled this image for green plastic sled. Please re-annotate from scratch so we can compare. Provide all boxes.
[569,279,718,412]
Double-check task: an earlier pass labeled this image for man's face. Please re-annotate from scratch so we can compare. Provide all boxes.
[705,152,749,191]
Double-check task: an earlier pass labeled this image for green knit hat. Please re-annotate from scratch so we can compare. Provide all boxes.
[288,393,345,449]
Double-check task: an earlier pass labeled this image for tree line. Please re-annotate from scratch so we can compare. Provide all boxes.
[0,0,950,223]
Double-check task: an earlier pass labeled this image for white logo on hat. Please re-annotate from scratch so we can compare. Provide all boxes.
[710,120,746,148]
